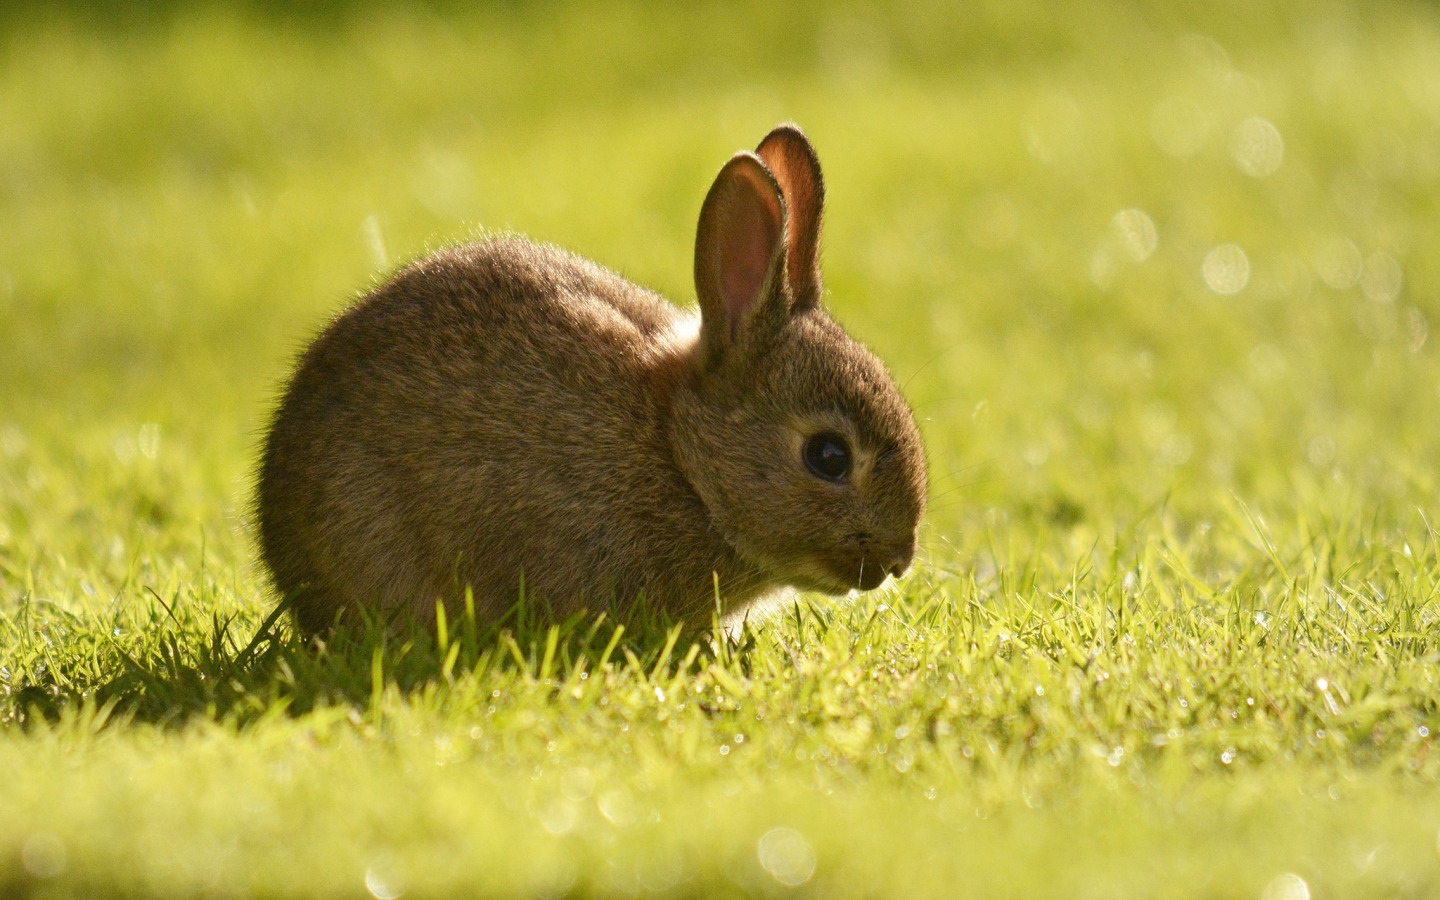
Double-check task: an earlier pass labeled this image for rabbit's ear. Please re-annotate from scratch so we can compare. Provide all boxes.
[756,124,824,310]
[693,151,788,365]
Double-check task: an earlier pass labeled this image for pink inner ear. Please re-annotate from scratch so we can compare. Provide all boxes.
[717,173,782,333]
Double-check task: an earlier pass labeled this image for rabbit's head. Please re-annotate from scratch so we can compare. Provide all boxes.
[671,125,927,595]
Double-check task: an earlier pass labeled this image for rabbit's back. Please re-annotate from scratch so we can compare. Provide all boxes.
[259,237,744,633]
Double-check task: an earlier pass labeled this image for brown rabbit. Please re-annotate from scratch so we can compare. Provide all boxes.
[257,125,927,636]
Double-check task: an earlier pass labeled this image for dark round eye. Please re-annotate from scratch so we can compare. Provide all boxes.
[803,432,851,482]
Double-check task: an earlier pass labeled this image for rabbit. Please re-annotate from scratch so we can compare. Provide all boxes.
[257,124,927,637]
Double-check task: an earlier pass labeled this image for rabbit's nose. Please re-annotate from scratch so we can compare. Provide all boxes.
[883,551,913,580]
[880,538,916,580]
[850,533,914,584]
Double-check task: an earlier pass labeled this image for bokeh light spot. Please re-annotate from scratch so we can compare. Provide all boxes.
[598,788,637,828]
[561,766,595,801]
[1230,117,1284,177]
[1111,209,1158,261]
[1405,307,1429,352]
[1024,96,1083,163]
[1089,247,1117,291]
[365,860,406,900]
[1360,251,1402,302]
[1316,237,1362,290]
[1203,244,1250,294]
[1261,873,1310,900]
[22,832,66,879]
[757,827,817,887]
[138,422,161,460]
[538,798,578,835]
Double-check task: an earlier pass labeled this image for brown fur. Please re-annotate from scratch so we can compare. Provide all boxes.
[257,125,927,637]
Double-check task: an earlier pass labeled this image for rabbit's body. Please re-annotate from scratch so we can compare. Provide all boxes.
[259,126,927,636]
[261,239,763,634]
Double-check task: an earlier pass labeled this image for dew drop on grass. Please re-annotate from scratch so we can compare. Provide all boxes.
[1203,244,1250,294]
[1231,118,1284,177]
[757,827,817,887]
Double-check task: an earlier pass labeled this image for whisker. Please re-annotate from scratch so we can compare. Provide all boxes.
[928,475,1013,502]
[910,394,980,413]
[900,342,967,392]
[926,461,989,482]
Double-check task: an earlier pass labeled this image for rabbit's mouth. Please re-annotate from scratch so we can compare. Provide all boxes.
[787,551,899,594]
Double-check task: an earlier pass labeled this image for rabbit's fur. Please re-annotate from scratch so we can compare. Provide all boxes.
[258,125,926,636]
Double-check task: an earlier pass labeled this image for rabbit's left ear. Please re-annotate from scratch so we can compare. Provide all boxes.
[693,151,788,366]
[756,124,825,309]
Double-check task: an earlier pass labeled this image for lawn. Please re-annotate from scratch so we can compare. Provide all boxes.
[4,0,1440,896]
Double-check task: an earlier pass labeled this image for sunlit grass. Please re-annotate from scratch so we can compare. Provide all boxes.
[3,1,1440,896]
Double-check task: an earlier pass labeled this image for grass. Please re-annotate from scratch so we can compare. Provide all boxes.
[4,0,1440,896]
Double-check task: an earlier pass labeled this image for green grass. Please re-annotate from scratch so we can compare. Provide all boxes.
[4,0,1440,896]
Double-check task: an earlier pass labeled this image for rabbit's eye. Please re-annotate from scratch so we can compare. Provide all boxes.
[803,432,851,482]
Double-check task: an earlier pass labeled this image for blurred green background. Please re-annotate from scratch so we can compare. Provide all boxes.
[3,1,1440,896]
[4,0,1438,573]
